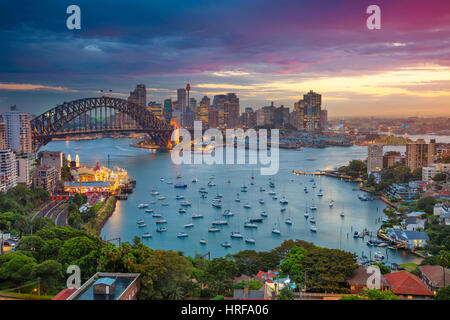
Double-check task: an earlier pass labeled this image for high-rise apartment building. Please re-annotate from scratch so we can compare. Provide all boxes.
[2,106,32,154]
[406,139,436,170]
[128,84,147,108]
[256,102,276,127]
[367,144,383,174]
[33,166,59,193]
[274,105,290,128]
[0,117,7,149]
[303,90,321,131]
[0,149,17,192]
[16,153,34,185]
[208,108,219,128]
[41,151,63,180]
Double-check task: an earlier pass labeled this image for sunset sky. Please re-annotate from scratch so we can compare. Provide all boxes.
[0,0,449,117]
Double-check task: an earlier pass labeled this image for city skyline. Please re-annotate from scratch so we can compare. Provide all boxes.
[0,1,449,117]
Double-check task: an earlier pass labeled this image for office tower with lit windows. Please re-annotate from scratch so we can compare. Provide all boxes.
[128,84,147,108]
[148,101,163,118]
[199,96,210,127]
[303,90,321,131]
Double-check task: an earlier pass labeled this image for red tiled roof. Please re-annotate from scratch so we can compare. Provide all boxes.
[52,288,77,300]
[418,265,450,288]
[384,271,434,296]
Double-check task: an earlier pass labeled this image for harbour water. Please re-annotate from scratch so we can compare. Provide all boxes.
[43,138,421,264]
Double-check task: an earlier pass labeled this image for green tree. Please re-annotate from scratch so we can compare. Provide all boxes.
[280,246,307,284]
[370,263,391,275]
[0,252,37,289]
[363,289,399,300]
[277,286,295,300]
[416,196,437,214]
[432,172,447,182]
[436,285,450,300]
[32,260,63,295]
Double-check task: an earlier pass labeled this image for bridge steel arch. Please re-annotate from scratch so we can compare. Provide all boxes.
[30,96,173,152]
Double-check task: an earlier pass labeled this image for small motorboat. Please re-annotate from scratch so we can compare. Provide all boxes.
[353,231,359,238]
[230,232,243,239]
[137,203,149,208]
[245,238,256,244]
[192,177,199,183]
[191,213,204,219]
[340,211,345,217]
[155,219,168,224]
[272,196,278,200]
[145,209,154,213]
[177,232,188,238]
[200,239,207,244]
[304,211,309,218]
[222,210,234,217]
[329,200,334,207]
[244,222,258,228]
[142,232,152,238]
[175,195,185,200]
[310,225,317,232]
[272,228,281,235]
[137,219,145,224]
[241,185,248,192]
[358,194,369,201]
[184,223,194,228]
[158,196,166,200]
[268,191,276,196]
[211,199,222,208]
[150,190,159,195]
[156,227,168,232]
[150,201,156,204]
[180,200,191,206]
[160,177,164,182]
[199,187,208,193]
[208,181,216,187]
[210,175,216,179]
[216,194,223,198]
[235,197,241,202]
[260,187,266,192]
[280,207,286,212]
[137,223,147,227]
[280,196,289,205]
[152,213,162,218]
[310,206,317,210]
[174,183,187,188]
[260,211,268,217]
[208,227,220,232]
[176,173,183,179]
[310,218,316,224]
[178,208,187,213]
[259,199,265,204]
[378,242,388,247]
[166,181,173,185]
[212,220,228,225]
[161,202,169,206]
[243,203,252,209]
[285,218,292,225]
[249,218,263,223]
[221,241,232,248]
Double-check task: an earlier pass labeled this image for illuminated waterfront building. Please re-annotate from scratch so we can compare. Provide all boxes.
[2,106,32,154]
[127,84,146,108]
[406,139,436,171]
[367,144,383,174]
[199,96,210,127]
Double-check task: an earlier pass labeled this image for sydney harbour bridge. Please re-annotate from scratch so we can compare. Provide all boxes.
[30,96,174,152]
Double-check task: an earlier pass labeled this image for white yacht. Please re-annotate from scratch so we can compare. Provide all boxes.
[279,197,288,205]
[310,225,317,232]
[230,232,243,239]
[150,190,159,196]
[137,203,149,208]
[272,227,281,235]
[245,238,256,244]
[285,218,292,225]
[191,213,204,219]
[184,223,194,228]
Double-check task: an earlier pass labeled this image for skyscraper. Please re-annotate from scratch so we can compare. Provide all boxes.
[367,144,383,174]
[128,84,147,108]
[0,149,17,192]
[320,109,328,130]
[303,90,321,131]
[2,106,32,154]
[177,88,187,113]
[0,117,7,149]
[147,101,163,118]
[406,139,436,170]
[213,93,240,128]
[163,99,173,124]
[199,96,210,127]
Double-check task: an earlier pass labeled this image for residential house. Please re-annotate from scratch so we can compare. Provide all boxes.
[232,286,266,300]
[434,202,450,225]
[347,265,389,294]
[404,217,425,231]
[256,269,280,283]
[389,230,429,249]
[384,271,434,299]
[417,265,450,295]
